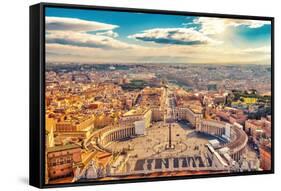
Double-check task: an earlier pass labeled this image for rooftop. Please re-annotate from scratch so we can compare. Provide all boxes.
[47,144,81,153]
[123,107,149,116]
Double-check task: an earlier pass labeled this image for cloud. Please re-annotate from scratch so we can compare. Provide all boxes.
[46,17,133,50]
[194,17,271,35]
[46,31,135,49]
[46,43,198,64]
[46,16,118,32]
[46,41,270,65]
[227,19,270,29]
[243,46,270,54]
[45,16,270,65]
[96,30,119,38]
[129,28,221,45]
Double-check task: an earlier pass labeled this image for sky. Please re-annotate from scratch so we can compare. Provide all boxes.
[45,7,271,65]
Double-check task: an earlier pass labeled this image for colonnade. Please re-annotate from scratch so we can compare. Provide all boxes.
[100,126,135,146]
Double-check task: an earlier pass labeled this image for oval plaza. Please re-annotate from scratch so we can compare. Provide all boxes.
[79,87,251,180]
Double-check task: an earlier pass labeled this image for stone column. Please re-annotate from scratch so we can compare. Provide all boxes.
[143,160,148,174]
[169,158,173,171]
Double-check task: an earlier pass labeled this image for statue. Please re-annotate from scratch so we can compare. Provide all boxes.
[86,160,98,179]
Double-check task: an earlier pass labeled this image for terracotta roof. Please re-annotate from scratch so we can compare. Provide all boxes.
[47,144,81,153]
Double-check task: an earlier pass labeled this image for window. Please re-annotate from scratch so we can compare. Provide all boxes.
[60,158,64,165]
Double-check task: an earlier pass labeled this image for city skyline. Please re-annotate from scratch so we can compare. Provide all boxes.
[46,7,271,65]
[45,63,272,184]
[44,7,272,185]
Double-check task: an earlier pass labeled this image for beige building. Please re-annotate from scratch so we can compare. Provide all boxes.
[47,144,82,180]
[119,107,152,136]
[120,107,152,128]
[175,107,203,129]
[151,107,164,121]
[55,116,95,139]
[245,118,271,138]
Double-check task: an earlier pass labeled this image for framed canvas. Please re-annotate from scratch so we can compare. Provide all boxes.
[29,2,274,188]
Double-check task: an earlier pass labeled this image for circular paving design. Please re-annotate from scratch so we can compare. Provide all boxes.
[152,141,188,155]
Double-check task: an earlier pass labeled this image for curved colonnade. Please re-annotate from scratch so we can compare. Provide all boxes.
[196,119,248,162]
[225,126,248,161]
[177,107,248,162]
[99,126,135,147]
[84,125,136,153]
[85,106,248,163]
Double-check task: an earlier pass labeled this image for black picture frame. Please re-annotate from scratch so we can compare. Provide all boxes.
[30,2,274,189]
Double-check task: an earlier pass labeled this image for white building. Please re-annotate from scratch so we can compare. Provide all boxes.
[134,120,146,135]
